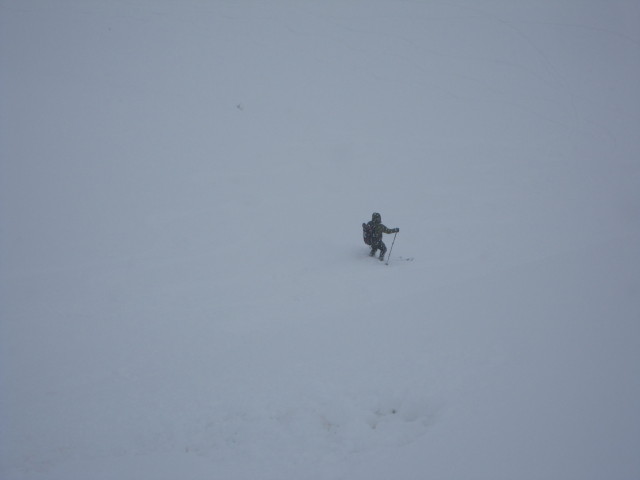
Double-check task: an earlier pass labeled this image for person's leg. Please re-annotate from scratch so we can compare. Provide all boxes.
[378,242,387,260]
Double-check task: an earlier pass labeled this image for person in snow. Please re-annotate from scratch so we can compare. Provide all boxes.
[367,212,399,261]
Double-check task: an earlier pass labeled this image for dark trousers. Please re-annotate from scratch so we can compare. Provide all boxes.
[370,241,387,257]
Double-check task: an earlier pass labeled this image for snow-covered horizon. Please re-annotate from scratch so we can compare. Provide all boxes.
[1,1,639,479]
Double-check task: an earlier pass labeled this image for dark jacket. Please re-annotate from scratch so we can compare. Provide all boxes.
[368,213,397,245]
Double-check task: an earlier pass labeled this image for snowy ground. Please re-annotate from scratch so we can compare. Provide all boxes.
[1,1,639,479]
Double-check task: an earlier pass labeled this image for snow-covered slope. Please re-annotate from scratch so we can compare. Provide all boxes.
[1,1,639,479]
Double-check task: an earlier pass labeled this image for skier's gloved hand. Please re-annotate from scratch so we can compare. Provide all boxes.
[395,228,400,233]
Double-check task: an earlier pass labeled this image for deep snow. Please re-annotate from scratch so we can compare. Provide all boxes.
[1,1,639,479]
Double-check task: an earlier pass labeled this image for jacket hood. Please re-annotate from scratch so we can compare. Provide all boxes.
[372,212,381,223]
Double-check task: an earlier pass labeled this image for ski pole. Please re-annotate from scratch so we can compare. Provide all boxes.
[386,232,398,266]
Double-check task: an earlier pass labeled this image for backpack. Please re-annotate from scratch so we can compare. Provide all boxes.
[362,222,373,245]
